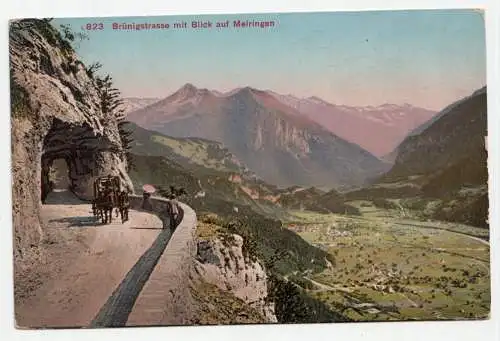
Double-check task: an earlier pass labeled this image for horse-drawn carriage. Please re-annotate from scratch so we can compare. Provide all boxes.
[92,175,130,224]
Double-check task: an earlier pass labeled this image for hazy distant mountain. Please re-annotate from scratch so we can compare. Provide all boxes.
[127,84,387,190]
[267,91,436,157]
[126,83,223,128]
[124,87,435,157]
[121,97,161,114]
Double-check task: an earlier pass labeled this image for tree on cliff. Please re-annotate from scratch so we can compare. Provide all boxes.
[12,19,135,171]
[86,61,135,171]
[45,20,135,172]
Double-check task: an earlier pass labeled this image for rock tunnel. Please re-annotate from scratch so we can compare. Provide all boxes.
[10,18,133,257]
[41,158,70,202]
[40,118,132,203]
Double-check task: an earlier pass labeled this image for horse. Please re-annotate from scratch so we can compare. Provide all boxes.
[95,188,115,224]
[92,200,98,217]
[116,191,130,223]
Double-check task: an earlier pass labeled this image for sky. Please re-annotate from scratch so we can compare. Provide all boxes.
[54,9,486,110]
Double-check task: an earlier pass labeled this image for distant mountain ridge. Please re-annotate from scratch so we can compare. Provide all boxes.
[266,91,436,157]
[127,84,389,190]
[121,97,161,115]
[125,85,436,157]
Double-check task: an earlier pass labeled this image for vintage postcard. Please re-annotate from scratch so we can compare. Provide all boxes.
[10,9,489,329]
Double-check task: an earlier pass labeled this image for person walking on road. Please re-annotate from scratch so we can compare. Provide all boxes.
[169,193,179,230]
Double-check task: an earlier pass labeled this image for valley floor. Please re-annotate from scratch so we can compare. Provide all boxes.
[284,200,490,322]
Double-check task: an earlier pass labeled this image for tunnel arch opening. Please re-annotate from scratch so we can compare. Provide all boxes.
[39,119,103,204]
[38,117,132,205]
[40,156,72,203]
[50,158,70,191]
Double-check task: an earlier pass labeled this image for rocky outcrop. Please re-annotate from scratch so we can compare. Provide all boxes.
[194,234,277,322]
[10,19,133,259]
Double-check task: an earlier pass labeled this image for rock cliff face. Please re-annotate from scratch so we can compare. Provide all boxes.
[10,19,133,259]
[194,234,277,322]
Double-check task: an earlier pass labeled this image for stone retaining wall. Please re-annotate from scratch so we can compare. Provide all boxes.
[128,195,184,229]
[126,195,198,326]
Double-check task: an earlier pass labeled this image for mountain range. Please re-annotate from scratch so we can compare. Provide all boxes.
[265,92,436,157]
[126,85,488,228]
[123,85,436,158]
[120,97,161,115]
[274,86,488,227]
[125,121,362,217]
[126,84,393,190]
